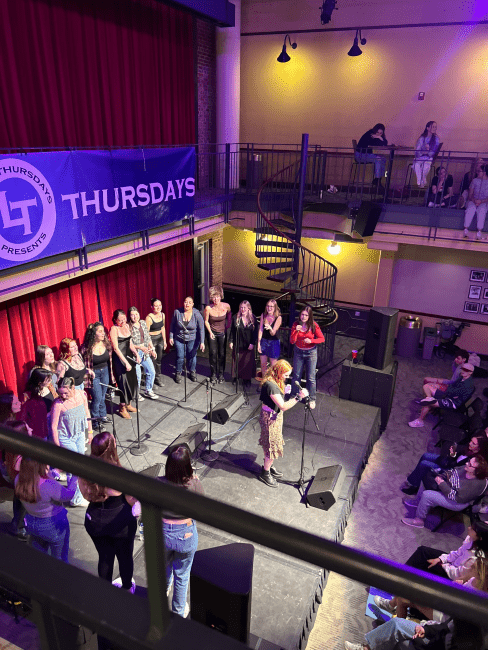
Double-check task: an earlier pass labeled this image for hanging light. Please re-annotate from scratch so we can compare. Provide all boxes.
[327,241,341,255]
[277,34,297,63]
[348,29,367,57]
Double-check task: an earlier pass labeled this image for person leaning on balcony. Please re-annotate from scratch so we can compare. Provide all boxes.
[355,123,388,190]
[463,164,488,240]
[427,167,454,207]
[458,158,485,209]
[413,121,439,187]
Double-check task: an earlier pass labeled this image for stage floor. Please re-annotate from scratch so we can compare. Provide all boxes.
[0,353,381,650]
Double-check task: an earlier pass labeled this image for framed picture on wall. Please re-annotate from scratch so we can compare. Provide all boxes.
[483,288,488,300]
[470,270,485,282]
[469,285,482,300]
[481,304,488,315]
[464,301,480,314]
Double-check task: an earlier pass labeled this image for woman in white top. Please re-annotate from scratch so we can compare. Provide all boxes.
[413,121,439,187]
[464,164,488,240]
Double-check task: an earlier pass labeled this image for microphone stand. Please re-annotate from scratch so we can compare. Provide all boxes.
[201,378,219,462]
[100,379,148,456]
[278,382,319,504]
[180,320,189,404]
[99,382,121,448]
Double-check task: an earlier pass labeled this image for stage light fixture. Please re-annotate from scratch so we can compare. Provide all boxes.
[277,34,297,63]
[327,241,341,255]
[348,29,367,57]
[320,0,337,25]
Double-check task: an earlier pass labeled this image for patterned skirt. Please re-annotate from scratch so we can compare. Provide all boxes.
[258,409,284,460]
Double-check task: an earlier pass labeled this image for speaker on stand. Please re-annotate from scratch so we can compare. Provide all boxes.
[363,307,398,370]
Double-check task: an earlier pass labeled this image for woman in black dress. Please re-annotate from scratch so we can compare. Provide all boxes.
[56,338,93,390]
[109,310,139,419]
[229,300,258,389]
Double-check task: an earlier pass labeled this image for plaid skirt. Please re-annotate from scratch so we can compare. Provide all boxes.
[258,409,284,460]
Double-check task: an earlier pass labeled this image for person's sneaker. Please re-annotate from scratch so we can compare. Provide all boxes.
[175,373,182,384]
[345,642,365,650]
[210,375,217,384]
[464,228,469,238]
[401,485,419,496]
[402,496,419,507]
[402,517,424,528]
[373,595,396,613]
[270,466,283,478]
[419,397,435,404]
[138,394,145,402]
[144,390,159,400]
[408,419,424,428]
[477,231,485,240]
[112,577,136,594]
[218,374,225,383]
[54,471,67,481]
[189,371,197,382]
[70,498,89,507]
[154,376,164,387]
[428,202,434,207]
[184,602,190,618]
[309,400,316,409]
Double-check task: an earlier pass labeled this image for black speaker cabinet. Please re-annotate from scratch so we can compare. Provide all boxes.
[206,393,246,424]
[190,543,254,644]
[353,202,383,237]
[164,424,206,457]
[339,359,398,431]
[307,465,345,511]
[364,307,398,370]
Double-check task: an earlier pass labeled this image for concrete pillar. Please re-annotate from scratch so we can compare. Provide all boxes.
[216,0,240,188]
[373,249,396,307]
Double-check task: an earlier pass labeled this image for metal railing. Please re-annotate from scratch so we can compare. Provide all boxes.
[1,426,488,650]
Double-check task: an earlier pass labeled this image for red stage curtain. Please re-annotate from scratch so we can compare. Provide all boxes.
[97,241,194,339]
[69,277,100,343]
[0,0,195,148]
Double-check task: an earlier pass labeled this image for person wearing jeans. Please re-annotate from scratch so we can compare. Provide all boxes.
[128,306,159,400]
[83,322,113,423]
[290,307,325,410]
[169,297,205,384]
[355,123,388,189]
[51,377,92,507]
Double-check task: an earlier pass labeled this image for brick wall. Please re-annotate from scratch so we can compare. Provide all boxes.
[197,225,226,289]
[195,18,216,189]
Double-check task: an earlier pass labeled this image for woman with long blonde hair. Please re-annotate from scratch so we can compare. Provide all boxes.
[258,359,308,487]
[257,299,282,376]
[229,300,258,389]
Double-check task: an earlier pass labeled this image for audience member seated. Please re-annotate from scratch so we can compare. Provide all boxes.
[427,167,455,207]
[401,435,488,495]
[409,363,475,428]
[458,158,485,209]
[421,350,469,400]
[401,454,488,528]
[413,121,439,187]
[463,164,488,240]
[355,123,388,191]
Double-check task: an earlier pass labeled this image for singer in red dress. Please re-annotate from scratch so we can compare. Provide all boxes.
[258,359,308,488]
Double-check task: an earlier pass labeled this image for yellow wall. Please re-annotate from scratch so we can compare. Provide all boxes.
[240,2,488,150]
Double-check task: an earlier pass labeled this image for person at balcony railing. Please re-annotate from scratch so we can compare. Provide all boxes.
[290,306,325,410]
[458,158,485,209]
[158,445,204,618]
[169,296,205,384]
[463,164,488,240]
[15,457,78,562]
[229,300,258,389]
[82,322,114,427]
[56,338,93,391]
[355,123,388,190]
[427,167,455,207]
[51,377,92,507]
[204,286,232,384]
[401,454,488,529]
[413,121,439,187]
[110,310,140,419]
[258,299,282,376]
[258,360,308,488]
[79,432,139,595]
[145,298,167,388]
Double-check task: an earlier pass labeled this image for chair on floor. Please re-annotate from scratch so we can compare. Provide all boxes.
[431,485,488,533]
[435,396,482,450]
[347,139,375,199]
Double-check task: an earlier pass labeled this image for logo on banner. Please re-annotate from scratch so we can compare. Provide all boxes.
[0,159,56,262]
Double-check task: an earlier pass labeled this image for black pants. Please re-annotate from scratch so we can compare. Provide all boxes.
[151,333,164,374]
[405,545,449,578]
[91,535,135,588]
[208,332,225,377]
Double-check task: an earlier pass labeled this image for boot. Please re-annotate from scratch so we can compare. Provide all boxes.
[126,403,138,413]
[258,466,278,488]
[154,362,164,387]
[119,405,131,419]
[270,466,283,478]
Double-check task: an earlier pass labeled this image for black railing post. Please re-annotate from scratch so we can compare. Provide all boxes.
[224,142,231,223]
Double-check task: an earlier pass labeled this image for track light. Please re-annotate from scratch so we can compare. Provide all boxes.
[348,29,367,57]
[277,34,297,63]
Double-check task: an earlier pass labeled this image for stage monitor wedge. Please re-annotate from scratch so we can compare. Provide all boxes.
[164,424,206,458]
[307,465,345,511]
[206,393,246,425]
[353,202,383,237]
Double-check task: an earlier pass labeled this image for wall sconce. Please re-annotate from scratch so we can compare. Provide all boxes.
[348,29,367,57]
[277,34,297,63]
[327,241,341,255]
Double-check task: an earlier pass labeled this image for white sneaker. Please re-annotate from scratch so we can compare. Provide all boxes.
[373,595,396,613]
[476,231,485,240]
[70,498,89,507]
[144,390,159,400]
[464,228,469,238]
[408,418,424,428]
[428,202,434,207]
[138,394,145,402]
[345,642,364,650]
[309,400,316,410]
[112,577,136,594]
[184,602,190,618]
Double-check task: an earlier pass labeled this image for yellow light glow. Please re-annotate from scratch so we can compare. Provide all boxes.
[327,241,341,255]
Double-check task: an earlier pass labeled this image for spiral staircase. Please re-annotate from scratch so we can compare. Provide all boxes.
[255,155,338,368]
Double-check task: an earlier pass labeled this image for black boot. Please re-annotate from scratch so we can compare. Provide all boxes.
[258,467,278,488]
[270,466,283,478]
[154,362,164,387]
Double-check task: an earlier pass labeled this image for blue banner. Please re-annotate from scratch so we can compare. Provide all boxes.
[0,148,195,270]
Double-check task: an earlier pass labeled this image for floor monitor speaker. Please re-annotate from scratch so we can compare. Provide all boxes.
[190,543,254,643]
[206,393,246,424]
[306,465,345,511]
[138,464,163,478]
[164,424,206,457]
[354,202,383,237]
[364,307,398,370]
